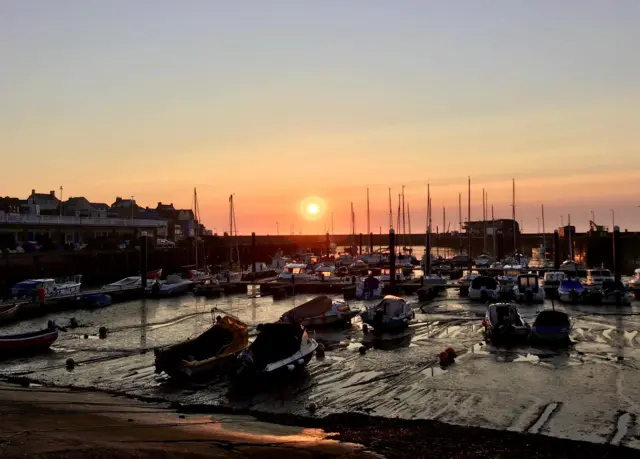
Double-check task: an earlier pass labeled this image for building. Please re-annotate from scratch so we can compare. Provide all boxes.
[0,197,21,214]
[62,197,108,218]
[22,189,60,214]
[110,197,139,218]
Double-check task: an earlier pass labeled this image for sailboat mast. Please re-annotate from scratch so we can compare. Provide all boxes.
[388,188,393,230]
[396,194,401,236]
[366,188,371,252]
[491,204,496,257]
[541,204,546,256]
[458,192,462,253]
[442,206,445,237]
[482,188,486,253]
[228,194,233,267]
[467,177,472,265]
[426,183,431,276]
[512,178,517,252]
[193,188,198,269]
[568,213,573,260]
[407,202,412,241]
[401,185,406,249]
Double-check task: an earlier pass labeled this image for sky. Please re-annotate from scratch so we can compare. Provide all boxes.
[1,1,638,234]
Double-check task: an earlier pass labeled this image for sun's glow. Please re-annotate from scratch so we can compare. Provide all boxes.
[307,203,319,215]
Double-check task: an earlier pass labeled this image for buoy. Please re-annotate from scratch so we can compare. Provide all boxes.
[287,364,295,371]
[359,346,367,355]
[66,358,75,370]
[306,402,317,413]
[83,334,89,339]
[98,327,108,339]
[439,351,450,365]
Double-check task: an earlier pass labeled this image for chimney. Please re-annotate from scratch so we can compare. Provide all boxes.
[31,189,35,196]
[50,190,55,197]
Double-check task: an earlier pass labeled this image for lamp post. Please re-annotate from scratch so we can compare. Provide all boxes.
[59,186,63,216]
[610,209,615,229]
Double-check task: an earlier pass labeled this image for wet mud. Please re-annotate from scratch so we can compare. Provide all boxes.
[1,291,640,450]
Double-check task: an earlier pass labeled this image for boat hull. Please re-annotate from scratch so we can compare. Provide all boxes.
[300,309,359,328]
[0,304,20,325]
[0,329,58,356]
[530,326,570,344]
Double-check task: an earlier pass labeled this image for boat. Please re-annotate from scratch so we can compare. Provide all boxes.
[277,263,314,283]
[215,270,243,283]
[499,265,522,285]
[154,314,249,378]
[314,265,346,283]
[193,279,222,298]
[101,270,164,292]
[0,304,20,325]
[595,280,633,306]
[79,293,112,308]
[468,276,500,301]
[236,322,318,378]
[359,251,389,265]
[512,274,545,303]
[11,275,82,299]
[542,271,566,290]
[147,274,193,297]
[457,271,481,295]
[280,295,360,328]
[422,274,446,291]
[348,260,370,275]
[474,253,495,268]
[483,303,530,344]
[0,321,59,356]
[629,269,640,297]
[146,268,163,279]
[585,268,614,287]
[530,309,571,344]
[355,275,384,300]
[336,253,355,267]
[377,267,407,283]
[360,295,415,334]
[558,279,585,303]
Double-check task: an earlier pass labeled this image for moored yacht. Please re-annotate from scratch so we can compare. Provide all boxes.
[11,275,82,299]
[278,263,314,282]
[512,274,545,303]
[468,276,500,301]
[585,268,614,287]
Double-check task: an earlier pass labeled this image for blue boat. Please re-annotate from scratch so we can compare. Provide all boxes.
[147,274,193,297]
[81,293,112,308]
[558,279,584,303]
[530,309,571,344]
[360,295,414,334]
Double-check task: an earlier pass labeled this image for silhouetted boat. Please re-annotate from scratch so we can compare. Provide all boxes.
[280,295,360,328]
[0,304,20,325]
[361,295,415,334]
[483,303,530,344]
[0,321,59,356]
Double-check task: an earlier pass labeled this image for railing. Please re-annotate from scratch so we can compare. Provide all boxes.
[0,214,167,228]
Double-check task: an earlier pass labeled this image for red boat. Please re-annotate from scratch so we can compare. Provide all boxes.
[147,269,163,279]
[0,324,59,356]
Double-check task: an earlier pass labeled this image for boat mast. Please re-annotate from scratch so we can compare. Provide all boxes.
[458,192,462,254]
[541,204,546,257]
[407,202,412,243]
[467,177,471,265]
[401,185,406,249]
[388,188,393,230]
[568,213,573,261]
[396,193,401,238]
[425,183,431,276]
[228,194,233,268]
[491,204,496,257]
[442,206,445,237]
[351,202,356,254]
[512,178,517,253]
[193,187,199,270]
[366,187,371,252]
[482,188,487,254]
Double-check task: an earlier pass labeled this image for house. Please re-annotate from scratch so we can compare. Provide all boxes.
[91,202,110,212]
[23,189,60,214]
[62,197,108,218]
[0,197,21,214]
[110,197,139,218]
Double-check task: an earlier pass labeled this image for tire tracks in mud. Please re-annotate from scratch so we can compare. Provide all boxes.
[525,402,562,434]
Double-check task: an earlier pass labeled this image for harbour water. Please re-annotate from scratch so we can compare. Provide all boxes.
[1,291,639,449]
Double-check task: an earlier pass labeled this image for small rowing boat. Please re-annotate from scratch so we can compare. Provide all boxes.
[0,321,59,356]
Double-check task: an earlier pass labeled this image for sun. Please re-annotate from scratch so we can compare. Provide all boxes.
[307,203,319,215]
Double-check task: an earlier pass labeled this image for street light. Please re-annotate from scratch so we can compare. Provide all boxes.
[590,210,595,223]
[610,209,615,229]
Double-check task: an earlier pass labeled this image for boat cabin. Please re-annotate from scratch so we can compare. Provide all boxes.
[586,268,614,285]
[470,276,498,290]
[543,271,566,284]
[281,264,309,275]
[517,274,540,291]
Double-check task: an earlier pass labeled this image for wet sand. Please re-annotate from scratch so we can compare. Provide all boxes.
[1,291,639,450]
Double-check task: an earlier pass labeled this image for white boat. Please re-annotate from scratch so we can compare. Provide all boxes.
[336,253,355,267]
[236,323,318,378]
[474,254,495,268]
[468,276,501,301]
[359,252,389,265]
[355,276,384,300]
[11,275,82,299]
[148,274,193,297]
[101,276,142,292]
[278,263,314,282]
[585,268,614,287]
[377,267,407,283]
[499,265,522,285]
[361,295,415,333]
[512,274,545,303]
[314,265,347,282]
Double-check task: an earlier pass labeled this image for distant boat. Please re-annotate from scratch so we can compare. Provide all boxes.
[147,274,192,297]
[277,263,314,283]
[474,253,495,268]
[483,303,530,344]
[360,295,415,334]
[0,321,59,356]
[512,274,545,303]
[280,296,360,328]
[468,276,500,301]
[585,268,614,287]
[356,276,384,300]
[11,275,82,299]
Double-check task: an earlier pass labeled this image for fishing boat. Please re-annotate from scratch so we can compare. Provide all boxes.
[147,274,193,297]
[280,295,360,328]
[277,263,314,283]
[468,276,500,301]
[422,274,446,291]
[154,314,248,378]
[236,322,318,378]
[483,303,530,344]
[596,280,633,306]
[360,295,415,334]
[0,321,59,356]
[558,279,585,303]
[355,275,384,300]
[499,265,522,285]
[11,275,82,299]
[530,309,571,344]
[0,304,20,325]
[629,269,640,297]
[512,274,545,303]
[101,270,164,292]
[585,268,614,287]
